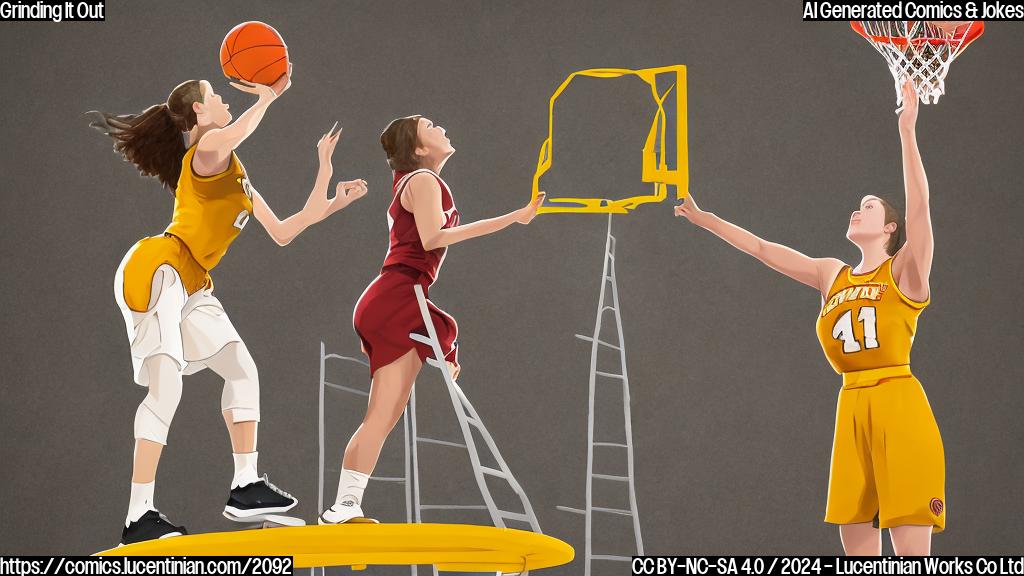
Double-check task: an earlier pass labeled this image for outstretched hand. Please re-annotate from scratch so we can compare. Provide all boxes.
[230,63,293,100]
[331,179,369,213]
[317,122,342,165]
[673,194,708,226]
[516,192,546,224]
[898,78,919,132]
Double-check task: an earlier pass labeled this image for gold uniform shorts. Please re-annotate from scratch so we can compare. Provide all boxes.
[825,365,946,532]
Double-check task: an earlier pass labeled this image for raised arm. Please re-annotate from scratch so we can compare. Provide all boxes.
[675,194,844,296]
[196,67,292,167]
[252,124,368,246]
[404,172,545,251]
[891,79,932,302]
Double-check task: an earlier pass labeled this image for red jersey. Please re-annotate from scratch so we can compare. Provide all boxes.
[381,169,460,284]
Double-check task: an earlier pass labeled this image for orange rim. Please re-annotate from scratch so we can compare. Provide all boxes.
[851,20,984,48]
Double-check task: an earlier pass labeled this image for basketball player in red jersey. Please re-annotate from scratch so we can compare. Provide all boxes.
[675,81,943,555]
[320,115,545,524]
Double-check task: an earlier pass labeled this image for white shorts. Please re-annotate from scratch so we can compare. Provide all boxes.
[114,258,243,387]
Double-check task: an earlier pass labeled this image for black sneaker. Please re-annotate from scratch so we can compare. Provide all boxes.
[120,510,187,546]
[223,474,297,519]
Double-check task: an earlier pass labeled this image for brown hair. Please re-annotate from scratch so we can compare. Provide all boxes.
[380,115,422,172]
[878,197,905,256]
[88,80,204,191]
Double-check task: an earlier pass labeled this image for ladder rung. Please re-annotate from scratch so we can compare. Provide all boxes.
[593,555,632,562]
[420,504,488,511]
[556,506,585,516]
[600,306,616,313]
[498,510,531,523]
[593,506,634,516]
[605,275,614,282]
[425,357,444,368]
[323,354,370,367]
[593,442,628,448]
[409,333,433,346]
[417,437,467,449]
[595,371,624,379]
[323,381,369,397]
[592,473,630,482]
[479,466,506,479]
[574,334,622,350]
[466,417,484,430]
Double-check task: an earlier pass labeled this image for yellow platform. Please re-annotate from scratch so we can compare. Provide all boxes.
[97,523,574,573]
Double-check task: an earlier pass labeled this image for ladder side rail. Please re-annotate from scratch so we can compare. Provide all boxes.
[411,285,506,529]
[451,384,543,533]
[607,252,645,555]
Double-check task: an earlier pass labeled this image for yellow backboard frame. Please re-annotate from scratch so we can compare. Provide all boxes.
[532,65,688,214]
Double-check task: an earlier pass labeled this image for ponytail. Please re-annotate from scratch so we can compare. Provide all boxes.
[88,80,203,191]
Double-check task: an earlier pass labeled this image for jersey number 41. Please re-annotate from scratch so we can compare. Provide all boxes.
[833,306,879,354]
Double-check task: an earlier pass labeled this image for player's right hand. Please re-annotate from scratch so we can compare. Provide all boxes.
[230,63,292,100]
[317,122,342,165]
[271,63,293,96]
[229,78,278,101]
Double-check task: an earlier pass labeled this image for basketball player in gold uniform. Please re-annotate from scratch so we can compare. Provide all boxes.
[675,80,942,555]
[91,67,368,544]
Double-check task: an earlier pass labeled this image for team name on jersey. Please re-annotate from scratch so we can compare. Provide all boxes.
[821,283,888,317]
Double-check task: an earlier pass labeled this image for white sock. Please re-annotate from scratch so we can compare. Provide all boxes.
[126,481,155,526]
[231,451,260,489]
[334,469,369,507]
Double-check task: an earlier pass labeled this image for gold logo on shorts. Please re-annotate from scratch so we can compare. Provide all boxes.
[930,498,944,516]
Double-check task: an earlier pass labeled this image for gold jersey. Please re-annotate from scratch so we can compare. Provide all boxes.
[165,145,254,270]
[120,145,254,312]
[815,257,928,374]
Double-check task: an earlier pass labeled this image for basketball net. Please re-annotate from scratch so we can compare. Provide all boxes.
[852,21,984,107]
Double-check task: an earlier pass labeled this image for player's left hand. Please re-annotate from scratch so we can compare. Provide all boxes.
[674,194,708,226]
[898,78,918,132]
[331,179,369,213]
[516,192,546,224]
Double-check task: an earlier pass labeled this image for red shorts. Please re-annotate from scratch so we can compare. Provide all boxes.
[353,264,459,377]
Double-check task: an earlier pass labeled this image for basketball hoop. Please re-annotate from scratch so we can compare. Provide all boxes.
[851,21,984,107]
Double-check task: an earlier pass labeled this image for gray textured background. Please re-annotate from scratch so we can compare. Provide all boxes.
[1,1,1022,570]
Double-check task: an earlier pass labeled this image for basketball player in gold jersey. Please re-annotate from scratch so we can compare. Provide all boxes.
[91,66,368,544]
[675,80,942,556]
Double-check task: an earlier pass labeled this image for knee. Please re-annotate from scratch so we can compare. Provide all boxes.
[135,403,171,445]
[362,408,404,436]
[223,342,258,382]
[135,355,183,444]
[221,344,260,423]
[890,527,932,556]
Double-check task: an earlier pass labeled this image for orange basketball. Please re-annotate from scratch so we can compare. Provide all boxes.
[220,21,288,86]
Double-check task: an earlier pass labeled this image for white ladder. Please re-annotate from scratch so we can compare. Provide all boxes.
[409,284,542,576]
[317,344,416,576]
[557,214,644,575]
[409,284,542,537]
